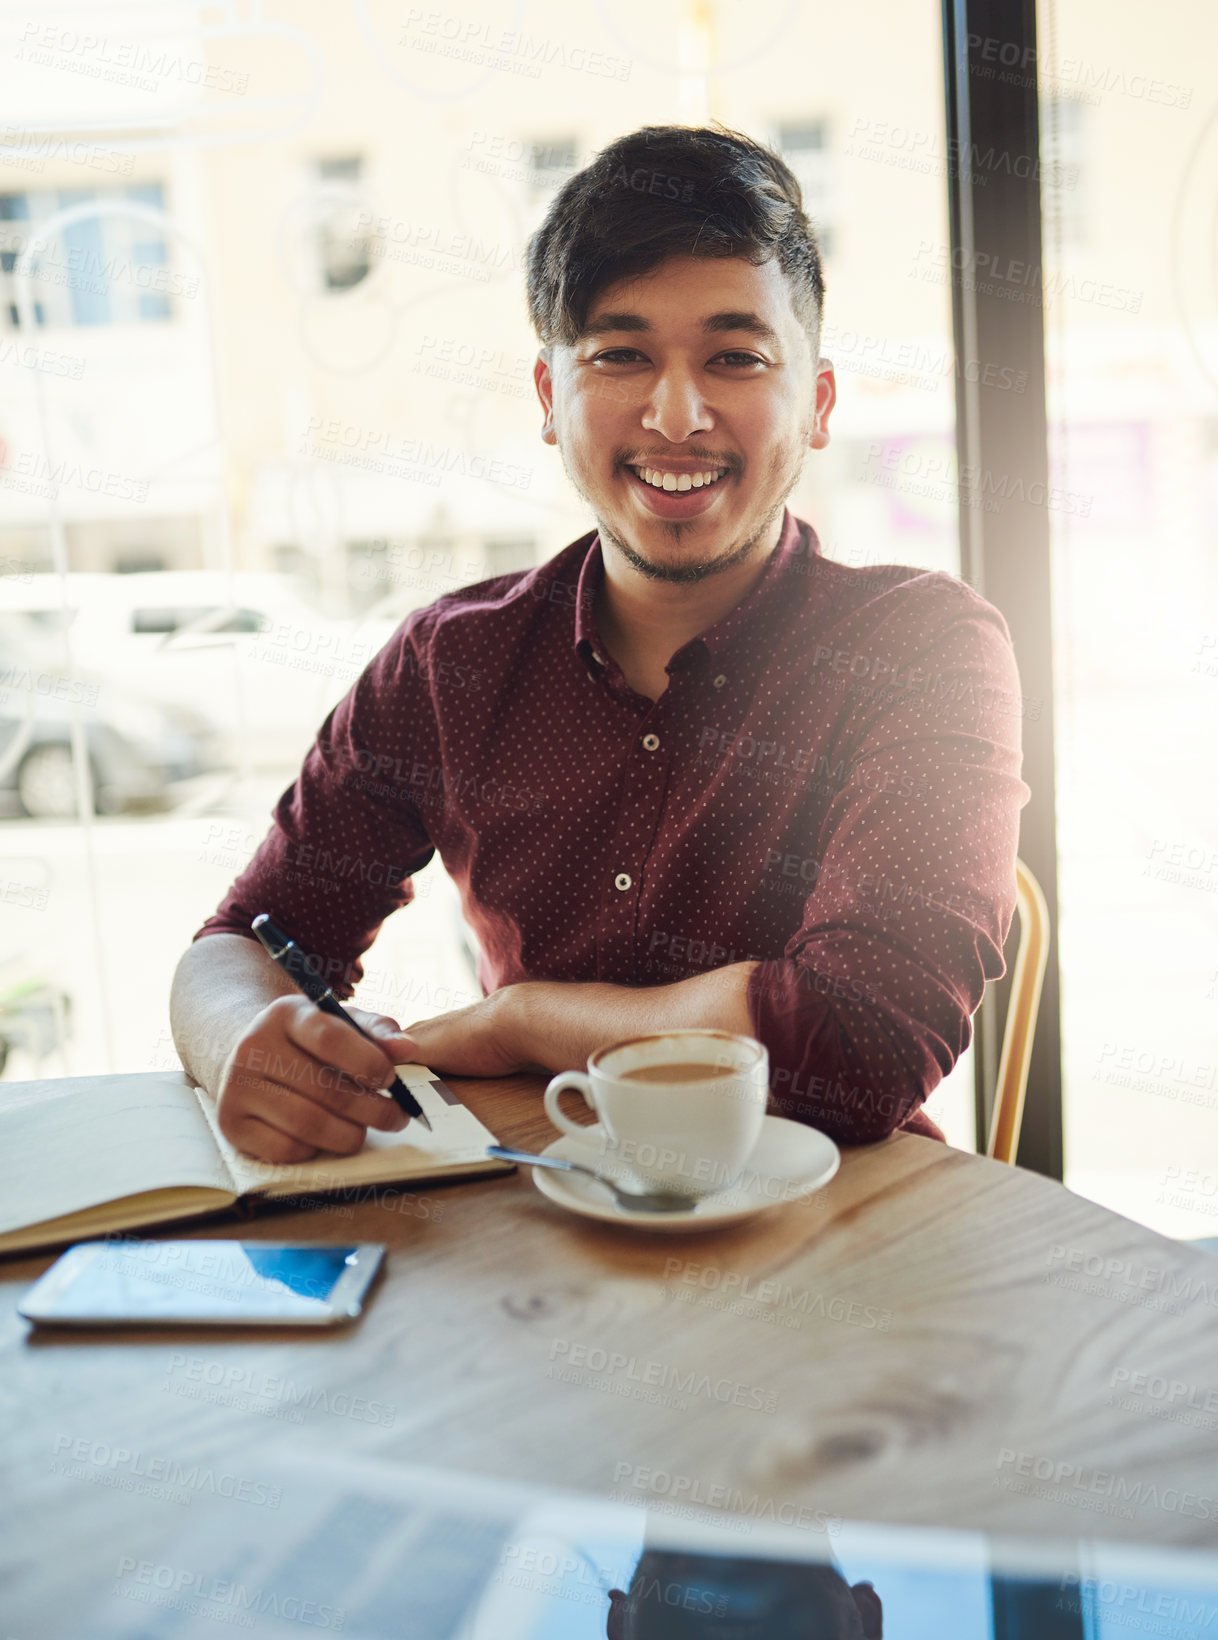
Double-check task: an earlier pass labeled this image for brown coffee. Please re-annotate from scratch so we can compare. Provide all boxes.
[619,1062,738,1085]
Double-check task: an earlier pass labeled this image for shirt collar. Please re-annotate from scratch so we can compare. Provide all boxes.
[574,508,818,679]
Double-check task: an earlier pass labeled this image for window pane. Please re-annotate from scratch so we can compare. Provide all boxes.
[1036,0,1218,1232]
[0,1,969,1144]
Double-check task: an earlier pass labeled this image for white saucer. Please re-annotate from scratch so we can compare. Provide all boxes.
[530,1116,840,1233]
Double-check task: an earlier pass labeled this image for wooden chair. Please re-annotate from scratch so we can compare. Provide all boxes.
[985,857,1051,1165]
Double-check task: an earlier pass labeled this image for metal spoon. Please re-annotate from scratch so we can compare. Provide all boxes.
[487,1145,699,1214]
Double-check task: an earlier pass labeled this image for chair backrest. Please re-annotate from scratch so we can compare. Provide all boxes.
[986,857,1051,1165]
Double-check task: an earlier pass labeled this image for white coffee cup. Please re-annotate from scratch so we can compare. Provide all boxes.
[543,1029,769,1199]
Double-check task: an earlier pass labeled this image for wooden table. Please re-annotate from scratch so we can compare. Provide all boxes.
[3,1072,1218,1625]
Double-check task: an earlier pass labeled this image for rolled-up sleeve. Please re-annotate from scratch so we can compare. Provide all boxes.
[193,624,437,996]
[746,580,1031,1143]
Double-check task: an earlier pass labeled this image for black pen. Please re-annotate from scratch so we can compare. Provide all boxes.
[251,912,432,1130]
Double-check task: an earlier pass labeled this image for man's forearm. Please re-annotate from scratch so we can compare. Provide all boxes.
[507,961,760,1073]
[169,933,298,1095]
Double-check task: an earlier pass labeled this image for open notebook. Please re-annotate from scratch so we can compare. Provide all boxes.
[0,1067,512,1254]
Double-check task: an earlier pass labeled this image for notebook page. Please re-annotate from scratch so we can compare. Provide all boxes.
[0,1073,237,1241]
[191,1065,509,1201]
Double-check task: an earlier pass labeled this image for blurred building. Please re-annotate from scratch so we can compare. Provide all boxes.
[0,0,954,613]
[1,0,1214,621]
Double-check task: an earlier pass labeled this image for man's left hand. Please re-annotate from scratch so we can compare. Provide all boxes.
[391,985,540,1079]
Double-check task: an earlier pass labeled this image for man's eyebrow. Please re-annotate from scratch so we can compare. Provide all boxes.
[578,310,782,346]
[701,310,781,346]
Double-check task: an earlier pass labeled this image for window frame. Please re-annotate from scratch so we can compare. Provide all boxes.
[942,0,1065,1178]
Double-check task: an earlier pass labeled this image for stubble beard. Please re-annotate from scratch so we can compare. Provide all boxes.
[561,437,810,585]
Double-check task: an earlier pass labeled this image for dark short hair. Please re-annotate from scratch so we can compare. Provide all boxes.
[525,124,826,353]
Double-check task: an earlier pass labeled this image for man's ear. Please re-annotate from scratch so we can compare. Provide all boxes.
[535,348,558,446]
[851,1580,883,1637]
[606,1587,627,1639]
[809,357,836,451]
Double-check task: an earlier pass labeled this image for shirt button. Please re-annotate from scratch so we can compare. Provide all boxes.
[642,732,660,751]
[614,872,633,891]
[712,673,728,689]
[592,651,606,665]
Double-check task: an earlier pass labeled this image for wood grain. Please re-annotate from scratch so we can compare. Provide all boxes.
[3,1069,1218,1630]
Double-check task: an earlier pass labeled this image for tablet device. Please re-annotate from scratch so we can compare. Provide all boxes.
[18,1239,385,1328]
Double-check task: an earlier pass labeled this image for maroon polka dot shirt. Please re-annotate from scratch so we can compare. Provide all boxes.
[197,510,1030,1144]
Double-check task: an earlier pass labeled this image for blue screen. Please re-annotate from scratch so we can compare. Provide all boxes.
[49,1240,361,1320]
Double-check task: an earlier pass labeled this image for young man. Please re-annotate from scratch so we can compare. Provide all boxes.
[171,124,1029,1164]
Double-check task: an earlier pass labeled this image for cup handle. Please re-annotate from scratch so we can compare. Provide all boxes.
[544,1071,597,1141]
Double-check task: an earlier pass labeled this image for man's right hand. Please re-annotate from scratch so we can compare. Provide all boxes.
[214,994,415,1163]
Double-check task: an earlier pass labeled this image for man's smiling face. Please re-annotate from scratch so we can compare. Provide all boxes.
[535,253,835,583]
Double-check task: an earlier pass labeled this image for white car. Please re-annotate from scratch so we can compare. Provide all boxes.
[0,571,399,776]
[0,613,223,818]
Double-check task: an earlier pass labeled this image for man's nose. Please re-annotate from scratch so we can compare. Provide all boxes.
[641,366,713,444]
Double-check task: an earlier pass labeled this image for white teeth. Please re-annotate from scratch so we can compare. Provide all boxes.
[636,466,726,491]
